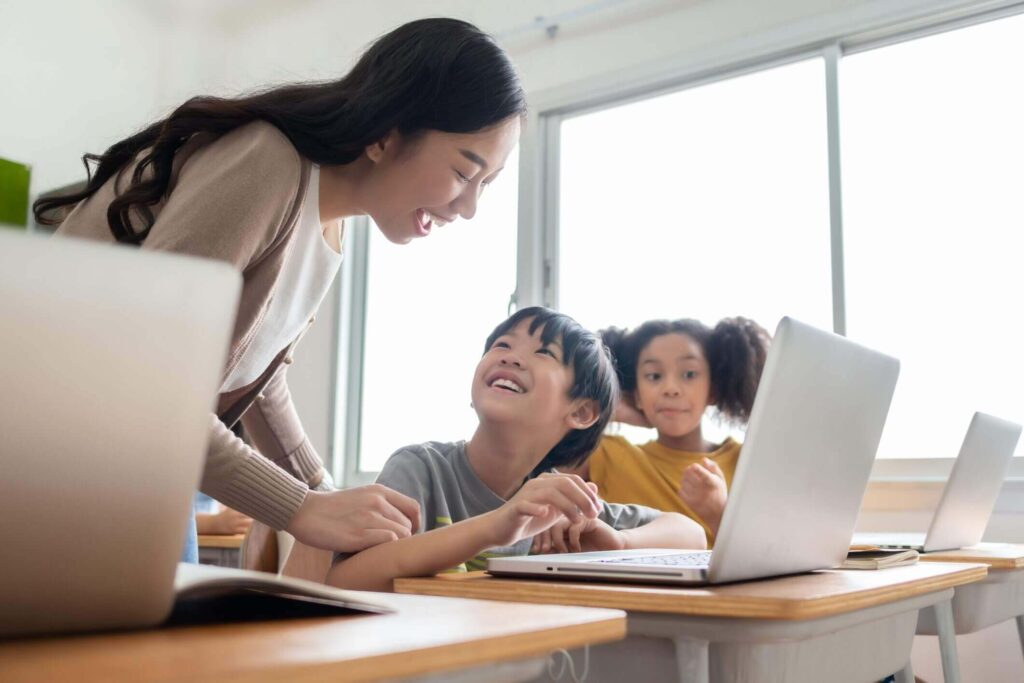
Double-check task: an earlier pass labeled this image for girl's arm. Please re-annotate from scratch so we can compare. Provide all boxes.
[620,512,707,550]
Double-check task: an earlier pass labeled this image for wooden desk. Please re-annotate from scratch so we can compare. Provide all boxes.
[197,533,244,568]
[918,543,1024,656]
[397,562,986,683]
[0,592,625,683]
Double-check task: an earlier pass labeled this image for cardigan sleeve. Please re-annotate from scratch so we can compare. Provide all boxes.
[199,413,310,531]
[240,365,328,490]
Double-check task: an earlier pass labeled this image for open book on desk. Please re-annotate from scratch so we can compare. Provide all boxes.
[167,563,390,626]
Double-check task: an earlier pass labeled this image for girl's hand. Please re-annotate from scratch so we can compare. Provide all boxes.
[679,458,728,534]
[531,516,626,554]
[613,399,652,428]
[487,473,601,548]
[203,505,253,535]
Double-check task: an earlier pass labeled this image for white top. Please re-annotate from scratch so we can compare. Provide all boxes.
[222,164,343,392]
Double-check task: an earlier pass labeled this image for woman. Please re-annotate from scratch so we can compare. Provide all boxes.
[34,18,526,561]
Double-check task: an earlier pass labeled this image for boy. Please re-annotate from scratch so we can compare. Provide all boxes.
[327,307,707,591]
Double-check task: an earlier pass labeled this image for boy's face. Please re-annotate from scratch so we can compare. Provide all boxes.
[472,319,583,435]
[633,333,712,440]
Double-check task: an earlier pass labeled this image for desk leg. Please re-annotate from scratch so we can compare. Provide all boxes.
[893,661,915,683]
[1016,615,1024,663]
[932,600,961,683]
[672,637,709,683]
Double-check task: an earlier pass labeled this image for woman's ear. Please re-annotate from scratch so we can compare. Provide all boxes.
[566,399,600,431]
[365,130,398,163]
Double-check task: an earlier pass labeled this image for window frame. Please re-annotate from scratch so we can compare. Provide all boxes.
[334,0,1024,486]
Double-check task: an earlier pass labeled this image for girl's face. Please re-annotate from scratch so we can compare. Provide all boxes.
[633,333,712,439]
[364,116,521,245]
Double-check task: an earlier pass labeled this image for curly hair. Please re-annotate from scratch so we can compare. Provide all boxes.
[600,317,771,425]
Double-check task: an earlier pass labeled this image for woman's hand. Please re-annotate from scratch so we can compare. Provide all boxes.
[286,485,422,553]
[679,458,728,534]
[485,473,602,549]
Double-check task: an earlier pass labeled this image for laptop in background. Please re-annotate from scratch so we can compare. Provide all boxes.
[488,317,900,585]
[853,412,1021,553]
[0,232,385,638]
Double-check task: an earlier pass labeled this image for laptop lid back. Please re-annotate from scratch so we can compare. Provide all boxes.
[923,412,1021,552]
[708,317,900,583]
[0,232,239,636]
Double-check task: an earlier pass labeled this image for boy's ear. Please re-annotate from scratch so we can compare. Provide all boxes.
[566,399,600,431]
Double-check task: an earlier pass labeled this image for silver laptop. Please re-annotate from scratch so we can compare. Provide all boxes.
[0,231,240,636]
[853,412,1021,553]
[488,317,900,585]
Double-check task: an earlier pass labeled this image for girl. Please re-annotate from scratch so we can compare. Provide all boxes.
[574,317,771,545]
[327,307,706,592]
[34,18,525,561]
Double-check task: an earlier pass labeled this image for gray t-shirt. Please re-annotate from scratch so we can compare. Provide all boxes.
[372,440,661,572]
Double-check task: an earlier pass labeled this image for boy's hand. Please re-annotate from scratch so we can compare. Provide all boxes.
[531,516,626,554]
[679,458,728,534]
[487,473,601,548]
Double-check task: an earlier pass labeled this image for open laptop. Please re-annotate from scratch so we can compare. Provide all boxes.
[853,412,1021,553]
[488,317,900,585]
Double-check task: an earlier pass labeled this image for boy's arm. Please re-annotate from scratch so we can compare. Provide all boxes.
[326,513,498,591]
[328,472,602,592]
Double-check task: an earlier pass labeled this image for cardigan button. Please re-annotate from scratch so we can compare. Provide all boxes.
[256,393,265,402]
[283,356,294,365]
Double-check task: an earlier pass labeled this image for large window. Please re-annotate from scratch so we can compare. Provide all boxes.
[356,152,519,473]
[842,13,1024,459]
[558,59,833,443]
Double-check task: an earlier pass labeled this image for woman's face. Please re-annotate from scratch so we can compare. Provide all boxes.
[365,116,521,245]
[633,333,713,440]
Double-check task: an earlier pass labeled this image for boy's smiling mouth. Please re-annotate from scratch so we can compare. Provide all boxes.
[486,371,526,394]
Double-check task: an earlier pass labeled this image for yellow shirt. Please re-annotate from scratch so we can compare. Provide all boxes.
[588,434,742,545]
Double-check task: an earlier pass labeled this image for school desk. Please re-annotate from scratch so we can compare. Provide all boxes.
[918,543,1024,660]
[395,562,987,683]
[0,592,625,682]
[197,533,245,568]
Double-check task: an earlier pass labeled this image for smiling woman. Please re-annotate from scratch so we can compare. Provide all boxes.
[34,17,526,564]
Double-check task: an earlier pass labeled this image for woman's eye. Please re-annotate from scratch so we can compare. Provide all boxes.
[684,371,698,380]
[645,373,660,382]
[537,348,555,358]
[454,170,470,183]
[493,341,510,350]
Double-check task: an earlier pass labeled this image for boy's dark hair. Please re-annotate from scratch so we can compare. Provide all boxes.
[484,306,618,477]
[601,317,771,425]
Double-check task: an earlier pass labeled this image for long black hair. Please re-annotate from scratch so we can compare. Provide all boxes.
[484,307,619,477]
[601,317,771,425]
[33,18,526,244]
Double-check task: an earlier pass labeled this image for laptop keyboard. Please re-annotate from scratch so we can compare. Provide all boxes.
[594,551,712,567]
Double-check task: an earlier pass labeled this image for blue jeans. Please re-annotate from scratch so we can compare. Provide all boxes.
[180,496,199,563]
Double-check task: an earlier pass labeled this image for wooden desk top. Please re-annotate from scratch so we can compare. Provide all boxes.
[395,562,987,621]
[920,543,1024,570]
[0,592,625,683]
[197,534,245,549]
